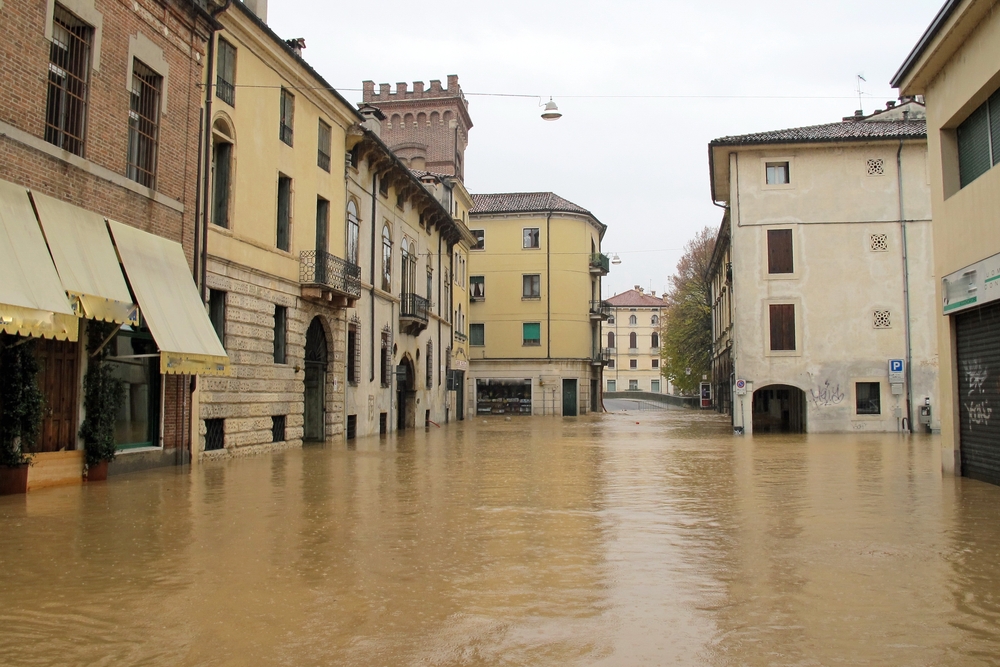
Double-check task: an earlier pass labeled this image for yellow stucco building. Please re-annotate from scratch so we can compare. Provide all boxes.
[893,0,1000,483]
[603,288,667,395]
[467,193,609,416]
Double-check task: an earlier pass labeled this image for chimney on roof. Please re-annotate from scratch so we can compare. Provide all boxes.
[285,38,306,56]
[242,0,268,22]
[358,104,385,137]
[886,100,896,109]
[651,290,656,298]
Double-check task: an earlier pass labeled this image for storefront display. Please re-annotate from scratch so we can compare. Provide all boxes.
[476,379,532,415]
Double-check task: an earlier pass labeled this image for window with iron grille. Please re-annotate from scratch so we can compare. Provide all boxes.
[127,59,162,188]
[856,382,881,415]
[317,119,331,171]
[380,329,391,387]
[45,5,92,156]
[273,305,287,364]
[276,175,291,251]
[346,415,357,440]
[347,323,360,386]
[216,38,236,106]
[212,139,232,227]
[426,340,433,389]
[279,87,294,145]
[379,412,387,435]
[205,418,224,451]
[271,415,286,443]
[209,289,226,342]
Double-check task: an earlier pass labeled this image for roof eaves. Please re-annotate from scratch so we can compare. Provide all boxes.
[890,0,963,89]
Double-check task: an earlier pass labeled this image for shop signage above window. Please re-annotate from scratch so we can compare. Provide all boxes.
[942,251,1000,316]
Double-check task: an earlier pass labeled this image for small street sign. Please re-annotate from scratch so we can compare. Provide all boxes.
[889,359,905,384]
[735,379,747,395]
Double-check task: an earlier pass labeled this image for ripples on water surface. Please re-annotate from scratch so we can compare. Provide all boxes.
[1,409,999,666]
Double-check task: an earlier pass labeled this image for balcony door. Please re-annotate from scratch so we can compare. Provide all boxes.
[315,198,329,284]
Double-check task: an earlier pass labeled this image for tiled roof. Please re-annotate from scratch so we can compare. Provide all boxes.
[470,192,592,216]
[606,289,665,307]
[410,169,453,181]
[710,119,926,147]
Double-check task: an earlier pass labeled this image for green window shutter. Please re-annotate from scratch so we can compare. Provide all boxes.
[523,322,540,342]
[958,103,992,188]
[470,324,484,346]
[990,90,1000,167]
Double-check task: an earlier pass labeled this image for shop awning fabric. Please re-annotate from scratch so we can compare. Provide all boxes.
[108,220,229,376]
[31,192,139,326]
[0,179,78,341]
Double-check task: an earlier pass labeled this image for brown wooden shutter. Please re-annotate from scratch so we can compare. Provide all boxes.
[769,304,795,350]
[767,229,793,274]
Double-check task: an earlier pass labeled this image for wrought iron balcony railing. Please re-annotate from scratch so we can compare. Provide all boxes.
[300,250,361,299]
[589,300,612,319]
[455,331,467,342]
[589,253,610,274]
[400,292,429,323]
[592,347,612,365]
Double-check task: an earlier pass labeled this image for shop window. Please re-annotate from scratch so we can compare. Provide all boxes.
[476,378,532,415]
[45,4,92,156]
[273,305,287,363]
[216,38,236,106]
[470,323,485,346]
[108,327,161,449]
[856,382,881,415]
[279,87,294,145]
[523,322,541,346]
[126,59,162,188]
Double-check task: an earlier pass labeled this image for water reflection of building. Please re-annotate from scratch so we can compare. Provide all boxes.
[893,0,1000,485]
[603,287,668,395]
[707,101,939,435]
[0,0,227,487]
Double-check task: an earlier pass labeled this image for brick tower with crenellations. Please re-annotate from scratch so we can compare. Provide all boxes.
[361,75,473,181]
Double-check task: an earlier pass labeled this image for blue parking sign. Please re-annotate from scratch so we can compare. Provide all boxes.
[890,359,904,373]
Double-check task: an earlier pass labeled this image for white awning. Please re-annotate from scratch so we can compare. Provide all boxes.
[108,220,229,376]
[31,192,138,326]
[0,179,77,341]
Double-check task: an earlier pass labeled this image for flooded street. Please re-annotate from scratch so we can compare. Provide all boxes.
[2,410,1000,666]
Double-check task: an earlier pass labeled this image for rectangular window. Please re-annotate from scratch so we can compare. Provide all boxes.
[205,418,224,451]
[348,145,360,169]
[767,229,794,274]
[629,359,637,369]
[652,358,659,368]
[651,380,661,393]
[629,379,639,391]
[347,325,359,385]
[607,380,616,392]
[765,161,789,185]
[271,415,286,442]
[523,227,540,249]
[380,331,391,387]
[279,88,294,145]
[45,5,92,156]
[273,305,287,364]
[346,415,357,440]
[523,322,541,346]
[396,192,405,210]
[470,275,485,300]
[856,382,881,415]
[211,140,232,228]
[379,412,387,435]
[470,323,485,346]
[957,89,1000,188]
[317,120,331,171]
[471,229,485,251]
[216,38,236,106]
[608,359,615,368]
[378,176,389,198]
[127,59,162,188]
[769,303,796,351]
[276,175,291,251]
[208,289,226,341]
[522,274,540,298]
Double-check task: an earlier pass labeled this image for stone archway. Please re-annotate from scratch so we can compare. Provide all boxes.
[303,317,328,441]
[751,384,806,433]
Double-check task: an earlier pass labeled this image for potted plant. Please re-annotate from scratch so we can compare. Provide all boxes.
[0,335,42,495]
[79,322,125,482]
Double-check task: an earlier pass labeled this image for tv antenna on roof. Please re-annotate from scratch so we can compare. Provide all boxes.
[856,74,867,115]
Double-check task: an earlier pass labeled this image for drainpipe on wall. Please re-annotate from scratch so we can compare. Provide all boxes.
[546,210,552,359]
[370,173,377,382]
[898,141,914,433]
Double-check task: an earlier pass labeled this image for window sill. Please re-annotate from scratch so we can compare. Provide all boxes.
[522,296,541,301]
[116,445,162,455]
[522,342,541,347]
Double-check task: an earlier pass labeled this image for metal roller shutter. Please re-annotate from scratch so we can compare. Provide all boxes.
[957,301,1000,485]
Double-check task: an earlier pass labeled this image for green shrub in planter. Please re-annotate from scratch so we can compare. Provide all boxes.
[80,322,125,467]
[0,334,43,467]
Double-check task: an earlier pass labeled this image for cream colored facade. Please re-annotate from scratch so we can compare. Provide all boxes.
[603,288,668,394]
[467,196,609,416]
[894,0,1000,479]
[708,213,734,417]
[708,102,939,434]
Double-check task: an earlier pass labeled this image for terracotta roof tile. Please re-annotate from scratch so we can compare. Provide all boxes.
[470,192,592,215]
[606,289,665,307]
[710,119,926,147]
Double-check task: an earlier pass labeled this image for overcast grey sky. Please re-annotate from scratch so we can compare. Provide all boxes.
[268,0,942,297]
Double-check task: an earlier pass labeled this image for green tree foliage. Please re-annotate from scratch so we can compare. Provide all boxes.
[660,226,716,394]
[0,335,43,467]
[80,322,125,466]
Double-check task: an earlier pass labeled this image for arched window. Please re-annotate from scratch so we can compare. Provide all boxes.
[381,225,392,291]
[608,331,615,348]
[629,314,637,326]
[629,332,637,349]
[651,332,659,348]
[651,315,659,326]
[426,340,433,388]
[346,201,360,266]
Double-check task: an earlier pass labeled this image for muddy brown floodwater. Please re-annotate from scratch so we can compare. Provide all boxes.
[2,409,1000,666]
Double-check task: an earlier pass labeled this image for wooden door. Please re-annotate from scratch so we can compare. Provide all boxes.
[562,379,577,417]
[34,338,80,452]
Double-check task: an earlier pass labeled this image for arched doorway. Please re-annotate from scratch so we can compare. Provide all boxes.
[396,356,416,431]
[752,384,806,433]
[303,318,327,441]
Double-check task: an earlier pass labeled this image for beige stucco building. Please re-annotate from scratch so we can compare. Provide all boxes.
[466,193,609,416]
[603,288,667,394]
[708,101,940,434]
[893,0,1000,483]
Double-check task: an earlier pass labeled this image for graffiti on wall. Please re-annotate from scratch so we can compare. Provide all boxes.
[963,359,992,427]
[809,380,845,408]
